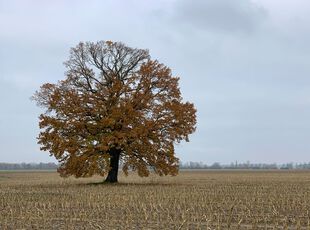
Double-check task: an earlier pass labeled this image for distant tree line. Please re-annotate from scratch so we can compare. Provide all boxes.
[0,162,58,170]
[1,161,310,170]
[179,161,310,170]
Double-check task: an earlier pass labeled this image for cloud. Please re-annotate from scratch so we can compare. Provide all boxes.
[1,0,310,164]
[173,0,267,34]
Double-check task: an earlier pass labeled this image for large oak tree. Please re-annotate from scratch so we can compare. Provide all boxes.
[33,41,196,182]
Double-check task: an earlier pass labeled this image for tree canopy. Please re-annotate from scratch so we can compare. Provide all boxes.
[33,41,196,182]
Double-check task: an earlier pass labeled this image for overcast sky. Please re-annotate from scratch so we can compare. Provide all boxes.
[1,0,310,164]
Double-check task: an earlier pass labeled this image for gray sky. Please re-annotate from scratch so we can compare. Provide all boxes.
[1,0,310,164]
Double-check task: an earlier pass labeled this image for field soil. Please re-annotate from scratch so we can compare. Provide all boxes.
[0,170,310,229]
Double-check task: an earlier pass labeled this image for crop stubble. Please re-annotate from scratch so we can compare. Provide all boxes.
[0,170,310,229]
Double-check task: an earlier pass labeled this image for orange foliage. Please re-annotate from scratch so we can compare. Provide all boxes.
[33,41,196,179]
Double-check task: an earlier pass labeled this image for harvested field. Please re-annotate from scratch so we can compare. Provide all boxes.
[1,170,310,229]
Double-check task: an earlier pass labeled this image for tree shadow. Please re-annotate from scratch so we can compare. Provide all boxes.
[84,181,180,187]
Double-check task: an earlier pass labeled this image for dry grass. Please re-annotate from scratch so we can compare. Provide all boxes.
[1,170,310,229]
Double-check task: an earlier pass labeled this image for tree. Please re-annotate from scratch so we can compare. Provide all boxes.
[33,41,196,183]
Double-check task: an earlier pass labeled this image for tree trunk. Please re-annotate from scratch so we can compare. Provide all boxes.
[105,148,121,183]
